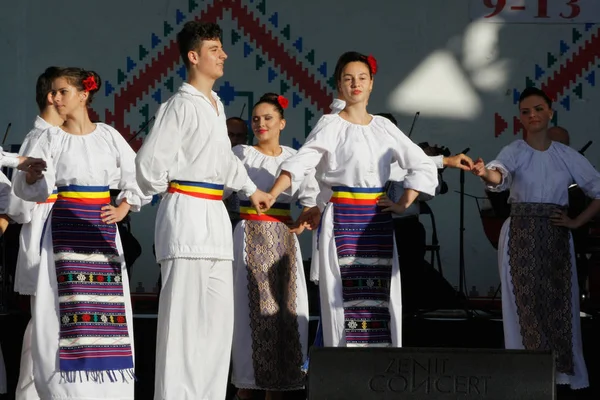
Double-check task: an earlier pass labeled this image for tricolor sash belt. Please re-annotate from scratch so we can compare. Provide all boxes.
[168,180,223,200]
[37,189,58,204]
[239,200,292,223]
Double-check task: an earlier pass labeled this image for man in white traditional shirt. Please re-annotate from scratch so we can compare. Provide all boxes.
[8,66,64,400]
[135,21,272,400]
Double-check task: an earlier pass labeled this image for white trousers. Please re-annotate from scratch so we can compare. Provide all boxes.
[154,258,234,400]
[16,297,40,400]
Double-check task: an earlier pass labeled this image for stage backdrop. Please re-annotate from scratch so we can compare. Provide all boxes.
[0,0,598,298]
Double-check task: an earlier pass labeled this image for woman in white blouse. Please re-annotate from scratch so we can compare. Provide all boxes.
[472,86,600,390]
[13,67,150,400]
[267,52,438,349]
[230,93,318,400]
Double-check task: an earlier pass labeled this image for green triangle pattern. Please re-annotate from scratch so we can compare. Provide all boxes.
[140,104,149,119]
[304,108,314,137]
[139,45,149,61]
[280,80,290,95]
[281,25,291,40]
[164,77,175,92]
[117,69,127,85]
[572,28,582,44]
[139,119,151,135]
[551,110,558,125]
[305,108,314,121]
[305,125,312,137]
[189,0,198,12]
[305,49,315,65]
[573,83,583,99]
[327,75,337,90]
[525,76,535,88]
[257,0,266,15]
[547,53,557,68]
[256,55,266,70]
[231,29,241,46]
[164,21,173,37]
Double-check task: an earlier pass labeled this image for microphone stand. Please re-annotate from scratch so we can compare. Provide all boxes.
[407,111,420,138]
[579,140,592,155]
[127,116,156,144]
[2,122,11,146]
[458,147,471,315]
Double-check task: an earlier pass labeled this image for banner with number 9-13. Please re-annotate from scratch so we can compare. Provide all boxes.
[469,0,599,23]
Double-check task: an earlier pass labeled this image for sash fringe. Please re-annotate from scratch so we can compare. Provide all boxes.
[59,368,136,384]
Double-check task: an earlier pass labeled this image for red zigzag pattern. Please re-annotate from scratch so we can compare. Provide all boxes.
[227,0,331,112]
[541,29,600,100]
[102,2,222,149]
[495,27,599,138]
[96,0,331,150]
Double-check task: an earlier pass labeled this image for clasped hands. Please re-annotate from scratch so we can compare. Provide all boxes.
[20,156,47,184]
[247,190,318,235]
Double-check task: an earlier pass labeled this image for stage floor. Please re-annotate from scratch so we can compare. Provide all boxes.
[2,309,599,399]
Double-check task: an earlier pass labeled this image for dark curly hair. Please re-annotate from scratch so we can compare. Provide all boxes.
[177,21,223,68]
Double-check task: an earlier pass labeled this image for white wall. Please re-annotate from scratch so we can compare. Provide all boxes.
[1,0,598,296]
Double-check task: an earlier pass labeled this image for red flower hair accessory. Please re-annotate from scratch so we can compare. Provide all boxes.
[366,55,378,75]
[277,95,289,109]
[82,75,98,92]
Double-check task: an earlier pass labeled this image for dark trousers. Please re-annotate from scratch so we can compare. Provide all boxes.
[393,216,426,312]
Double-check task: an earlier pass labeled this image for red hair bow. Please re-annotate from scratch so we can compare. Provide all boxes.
[367,55,378,75]
[277,95,289,109]
[82,76,98,92]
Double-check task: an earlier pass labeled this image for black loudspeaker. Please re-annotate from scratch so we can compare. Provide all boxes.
[308,347,555,400]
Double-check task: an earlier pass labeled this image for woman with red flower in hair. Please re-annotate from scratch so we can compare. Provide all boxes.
[228,93,318,399]
[13,67,150,399]
[267,52,438,349]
